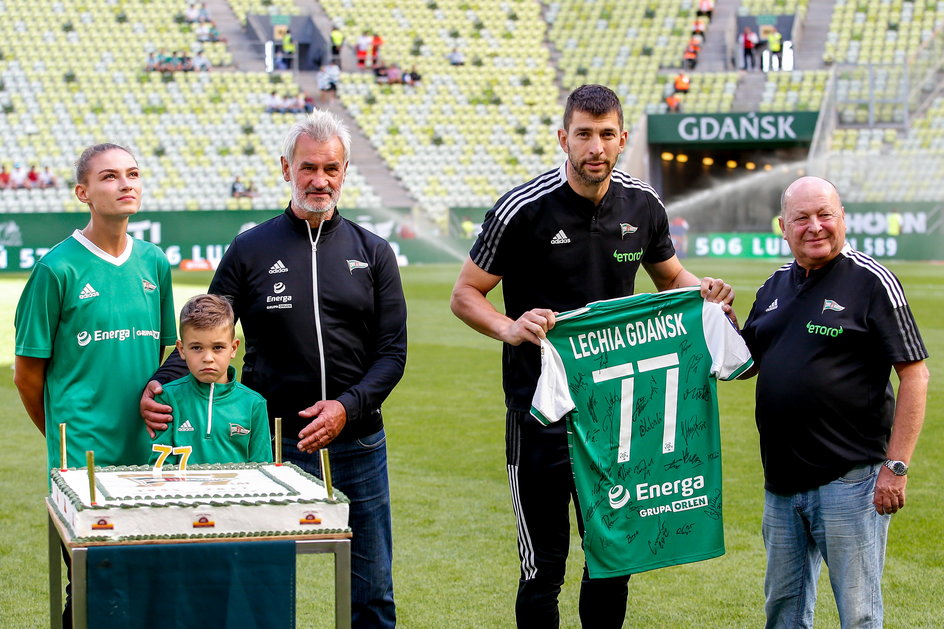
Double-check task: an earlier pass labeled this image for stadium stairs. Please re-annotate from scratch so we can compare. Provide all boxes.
[732,72,768,111]
[207,0,418,209]
[793,0,837,70]
[205,0,265,71]
[697,0,741,71]
[729,0,834,112]
[295,0,417,208]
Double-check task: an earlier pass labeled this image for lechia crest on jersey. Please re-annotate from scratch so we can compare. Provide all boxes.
[530,287,753,577]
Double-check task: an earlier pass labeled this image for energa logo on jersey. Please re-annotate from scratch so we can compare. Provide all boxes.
[75,328,160,347]
[608,475,708,517]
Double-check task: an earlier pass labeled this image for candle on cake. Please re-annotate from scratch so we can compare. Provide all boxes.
[59,423,67,470]
[86,450,97,505]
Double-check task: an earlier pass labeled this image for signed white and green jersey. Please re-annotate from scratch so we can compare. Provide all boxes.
[530,288,752,578]
[15,231,177,475]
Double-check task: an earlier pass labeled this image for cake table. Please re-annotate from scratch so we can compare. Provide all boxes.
[46,498,352,628]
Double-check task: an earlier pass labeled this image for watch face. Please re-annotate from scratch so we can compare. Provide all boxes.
[886,460,908,475]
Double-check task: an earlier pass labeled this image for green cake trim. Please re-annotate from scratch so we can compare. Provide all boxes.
[50,462,350,510]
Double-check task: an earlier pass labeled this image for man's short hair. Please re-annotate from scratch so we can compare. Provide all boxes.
[179,294,235,336]
[563,84,624,131]
[282,109,351,165]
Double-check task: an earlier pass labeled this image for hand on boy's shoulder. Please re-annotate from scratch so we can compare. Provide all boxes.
[141,379,174,438]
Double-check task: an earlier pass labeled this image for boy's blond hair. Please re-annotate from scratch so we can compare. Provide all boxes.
[179,294,235,337]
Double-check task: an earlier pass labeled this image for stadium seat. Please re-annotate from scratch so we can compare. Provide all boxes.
[0,0,381,211]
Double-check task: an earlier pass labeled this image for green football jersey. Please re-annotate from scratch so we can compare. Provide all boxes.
[150,367,272,466]
[15,231,177,474]
[531,288,753,578]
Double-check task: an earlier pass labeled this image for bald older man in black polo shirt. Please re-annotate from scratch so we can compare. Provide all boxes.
[740,176,929,629]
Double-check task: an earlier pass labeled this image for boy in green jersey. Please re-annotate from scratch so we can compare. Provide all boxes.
[149,294,271,466]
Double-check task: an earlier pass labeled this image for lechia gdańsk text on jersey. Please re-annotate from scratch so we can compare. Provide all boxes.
[530,288,753,577]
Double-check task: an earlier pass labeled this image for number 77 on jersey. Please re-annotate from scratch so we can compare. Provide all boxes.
[529,289,753,577]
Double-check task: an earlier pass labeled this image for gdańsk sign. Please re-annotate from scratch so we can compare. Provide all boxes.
[648,112,819,145]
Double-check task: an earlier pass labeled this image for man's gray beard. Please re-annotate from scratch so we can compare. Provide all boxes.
[292,187,338,217]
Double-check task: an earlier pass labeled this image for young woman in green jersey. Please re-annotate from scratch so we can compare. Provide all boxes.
[15,142,177,469]
[15,143,177,628]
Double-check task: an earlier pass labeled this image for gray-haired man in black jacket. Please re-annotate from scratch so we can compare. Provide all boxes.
[142,110,407,629]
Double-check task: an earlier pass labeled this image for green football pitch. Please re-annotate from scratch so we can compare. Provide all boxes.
[0,259,940,627]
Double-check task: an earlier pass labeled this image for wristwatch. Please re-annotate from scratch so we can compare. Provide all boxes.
[883,459,909,476]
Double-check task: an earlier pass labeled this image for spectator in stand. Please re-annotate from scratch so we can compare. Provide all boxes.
[145,51,160,72]
[180,53,194,72]
[0,165,11,189]
[195,21,211,42]
[279,93,297,113]
[274,50,287,71]
[166,51,184,72]
[356,31,371,69]
[39,166,57,189]
[740,27,759,70]
[674,71,691,94]
[665,93,682,113]
[286,93,306,114]
[448,48,466,66]
[193,50,211,72]
[281,30,295,70]
[195,20,223,43]
[373,61,389,84]
[331,26,345,66]
[10,162,28,189]
[231,176,251,198]
[683,39,700,70]
[696,0,714,20]
[27,165,40,188]
[404,65,422,86]
[370,32,384,68]
[386,64,402,84]
[155,49,170,72]
[265,91,284,113]
[318,63,341,104]
[184,2,201,23]
[767,26,784,71]
[692,16,706,37]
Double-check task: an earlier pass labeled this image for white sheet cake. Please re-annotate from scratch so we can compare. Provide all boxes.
[49,462,350,542]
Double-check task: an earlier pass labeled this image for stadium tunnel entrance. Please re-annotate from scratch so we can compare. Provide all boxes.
[652,145,808,232]
[644,111,818,233]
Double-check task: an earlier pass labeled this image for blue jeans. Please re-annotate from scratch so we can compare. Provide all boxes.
[763,463,890,629]
[283,429,395,629]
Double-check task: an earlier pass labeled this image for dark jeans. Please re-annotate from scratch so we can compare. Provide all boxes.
[283,428,395,629]
[743,49,756,69]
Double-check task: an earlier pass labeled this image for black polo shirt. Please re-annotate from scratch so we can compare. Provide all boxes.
[741,244,928,494]
[470,162,676,411]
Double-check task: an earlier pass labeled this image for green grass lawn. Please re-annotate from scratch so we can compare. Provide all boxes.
[0,259,940,627]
